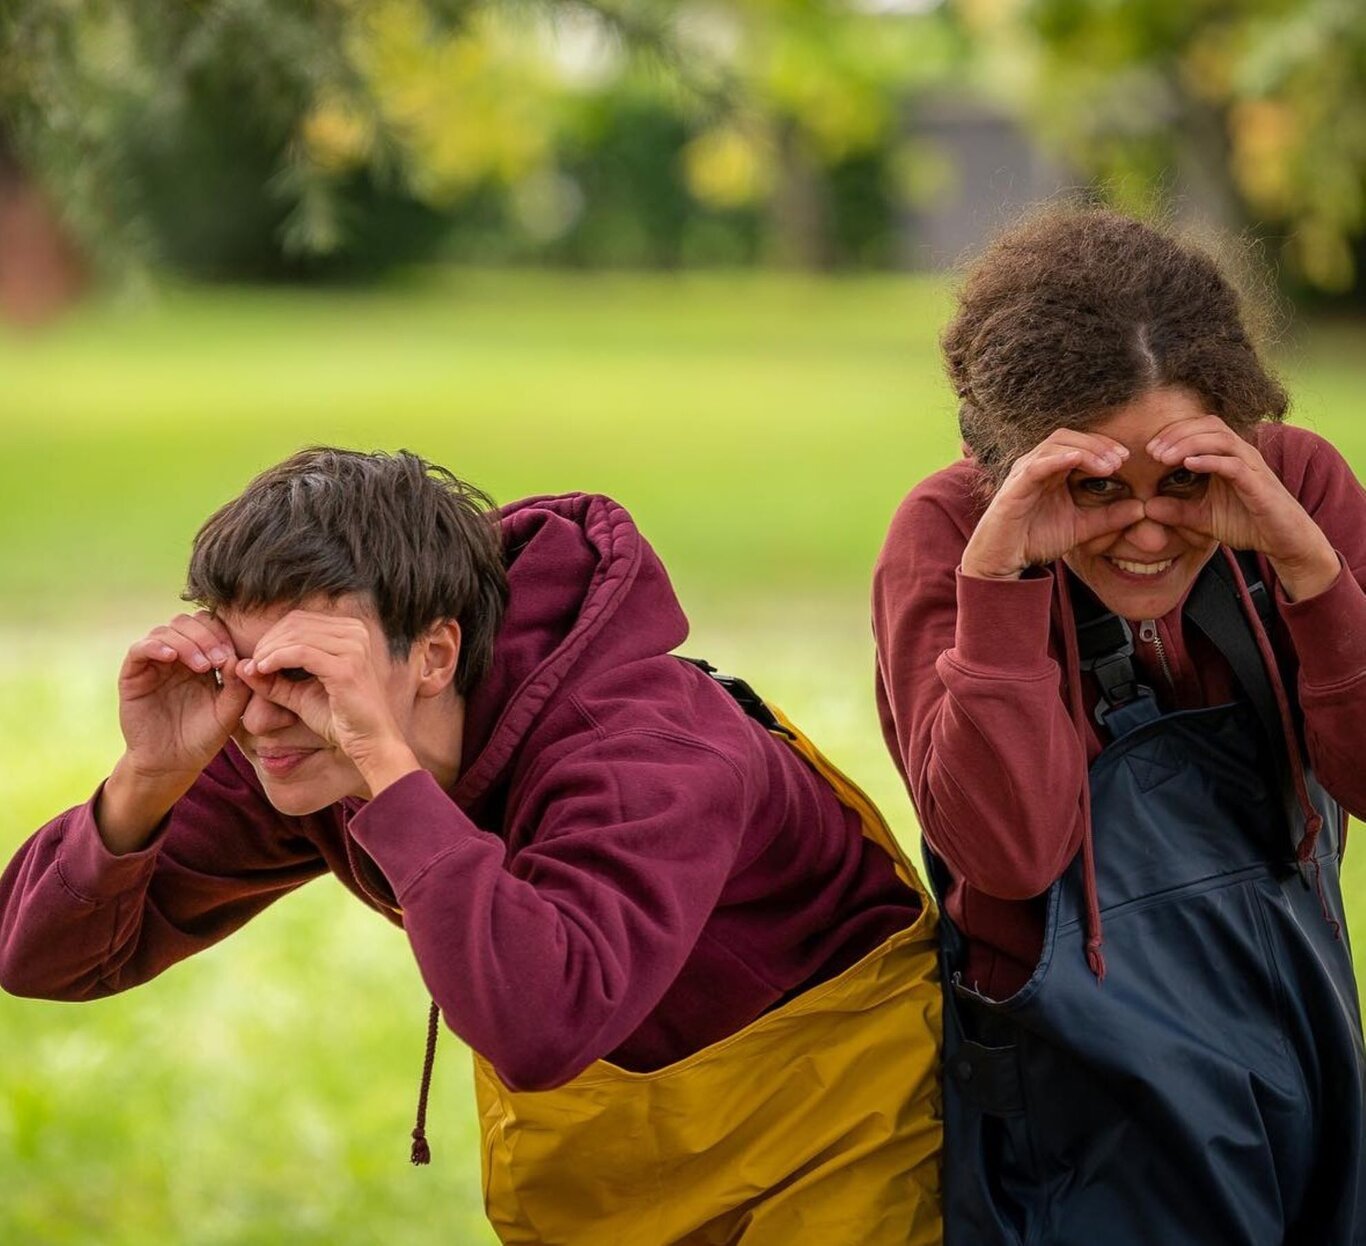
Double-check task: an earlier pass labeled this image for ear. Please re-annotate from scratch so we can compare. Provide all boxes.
[415,620,461,698]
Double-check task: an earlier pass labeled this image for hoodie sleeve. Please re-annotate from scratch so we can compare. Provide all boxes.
[0,747,326,1000]
[873,479,1090,899]
[1266,428,1366,819]
[346,729,745,1092]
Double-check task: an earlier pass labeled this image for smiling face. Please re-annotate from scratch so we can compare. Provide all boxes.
[1062,387,1221,621]
[218,597,422,816]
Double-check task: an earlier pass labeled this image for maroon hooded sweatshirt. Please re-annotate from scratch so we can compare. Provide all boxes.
[0,494,917,1091]
[873,423,1366,999]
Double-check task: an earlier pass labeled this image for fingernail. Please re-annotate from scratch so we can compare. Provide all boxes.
[210,647,229,665]
[240,659,255,677]
[190,653,210,671]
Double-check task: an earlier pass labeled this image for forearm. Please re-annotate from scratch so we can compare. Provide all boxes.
[1280,560,1366,818]
[879,559,1089,900]
[0,794,161,998]
[918,654,1089,898]
[1,750,325,1000]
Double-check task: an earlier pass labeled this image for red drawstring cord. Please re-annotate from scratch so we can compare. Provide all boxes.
[1224,549,1341,939]
[1055,565,1107,983]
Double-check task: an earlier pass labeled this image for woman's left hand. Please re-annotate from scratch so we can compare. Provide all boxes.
[1143,415,1341,601]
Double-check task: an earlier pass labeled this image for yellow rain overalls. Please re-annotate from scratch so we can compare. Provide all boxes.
[473,705,943,1245]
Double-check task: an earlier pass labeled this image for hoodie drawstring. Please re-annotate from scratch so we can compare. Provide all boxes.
[411,1000,441,1165]
[1054,566,1107,983]
[1222,549,1341,940]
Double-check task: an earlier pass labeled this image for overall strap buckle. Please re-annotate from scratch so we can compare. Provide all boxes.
[677,657,796,738]
[1074,613,1154,727]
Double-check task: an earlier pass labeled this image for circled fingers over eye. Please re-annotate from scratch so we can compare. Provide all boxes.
[1150,434,1254,469]
[1036,428,1131,459]
[146,625,219,674]
[1012,448,1117,489]
[1146,413,1235,448]
[166,613,233,668]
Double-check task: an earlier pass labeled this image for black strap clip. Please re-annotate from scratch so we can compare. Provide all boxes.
[678,657,795,738]
[1075,614,1151,726]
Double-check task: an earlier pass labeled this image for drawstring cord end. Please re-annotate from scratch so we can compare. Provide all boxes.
[1085,938,1107,983]
[408,999,442,1169]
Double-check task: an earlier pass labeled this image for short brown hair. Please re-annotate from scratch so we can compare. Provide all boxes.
[943,207,1289,484]
[185,447,508,693]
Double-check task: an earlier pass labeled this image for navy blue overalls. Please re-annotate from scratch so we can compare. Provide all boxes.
[932,551,1366,1245]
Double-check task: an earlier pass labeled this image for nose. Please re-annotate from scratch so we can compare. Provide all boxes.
[1122,514,1173,555]
[240,690,298,736]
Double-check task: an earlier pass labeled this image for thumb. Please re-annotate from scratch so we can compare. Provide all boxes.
[1142,496,1207,534]
[1075,499,1144,544]
[238,665,304,716]
[238,665,334,739]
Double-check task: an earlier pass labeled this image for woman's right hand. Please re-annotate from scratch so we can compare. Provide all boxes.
[961,429,1146,579]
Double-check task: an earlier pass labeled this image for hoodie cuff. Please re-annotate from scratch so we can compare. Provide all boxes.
[347,769,495,898]
[952,568,1057,673]
[1277,556,1366,690]
[59,784,165,902]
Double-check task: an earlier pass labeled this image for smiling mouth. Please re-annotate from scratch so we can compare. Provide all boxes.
[1106,557,1176,579]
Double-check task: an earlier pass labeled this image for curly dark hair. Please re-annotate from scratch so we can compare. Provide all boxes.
[184,447,508,695]
[943,207,1289,485]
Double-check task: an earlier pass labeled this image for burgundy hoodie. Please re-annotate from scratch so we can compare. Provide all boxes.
[874,423,1366,999]
[0,493,917,1091]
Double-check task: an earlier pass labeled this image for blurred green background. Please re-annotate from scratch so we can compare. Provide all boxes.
[3,1,1366,1243]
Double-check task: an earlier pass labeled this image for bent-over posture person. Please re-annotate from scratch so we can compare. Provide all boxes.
[875,208,1366,1245]
[1,449,941,1245]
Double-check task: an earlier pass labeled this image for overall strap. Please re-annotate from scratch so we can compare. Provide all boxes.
[1183,551,1282,765]
[1183,550,1306,856]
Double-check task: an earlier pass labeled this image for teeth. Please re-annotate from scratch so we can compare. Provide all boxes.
[1111,558,1174,576]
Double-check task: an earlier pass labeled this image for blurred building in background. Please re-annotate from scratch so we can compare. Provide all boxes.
[901,92,1072,269]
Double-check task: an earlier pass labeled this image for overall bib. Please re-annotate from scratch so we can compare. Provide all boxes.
[475,689,943,1246]
[935,555,1366,1245]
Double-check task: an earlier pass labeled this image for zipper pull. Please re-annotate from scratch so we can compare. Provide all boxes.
[1137,620,1157,643]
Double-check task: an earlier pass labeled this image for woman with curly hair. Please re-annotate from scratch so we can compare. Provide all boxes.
[874,208,1366,1244]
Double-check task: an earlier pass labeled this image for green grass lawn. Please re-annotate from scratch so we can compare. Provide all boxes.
[1,269,1364,1244]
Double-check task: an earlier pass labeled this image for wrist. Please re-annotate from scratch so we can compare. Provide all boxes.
[354,739,424,799]
[1270,539,1340,603]
[960,557,1025,582]
[961,530,1027,582]
[98,757,192,855]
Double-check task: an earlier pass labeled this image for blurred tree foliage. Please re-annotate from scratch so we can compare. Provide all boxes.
[958,0,1366,293]
[0,0,959,280]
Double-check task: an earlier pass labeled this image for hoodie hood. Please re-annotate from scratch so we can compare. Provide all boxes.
[452,493,689,812]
